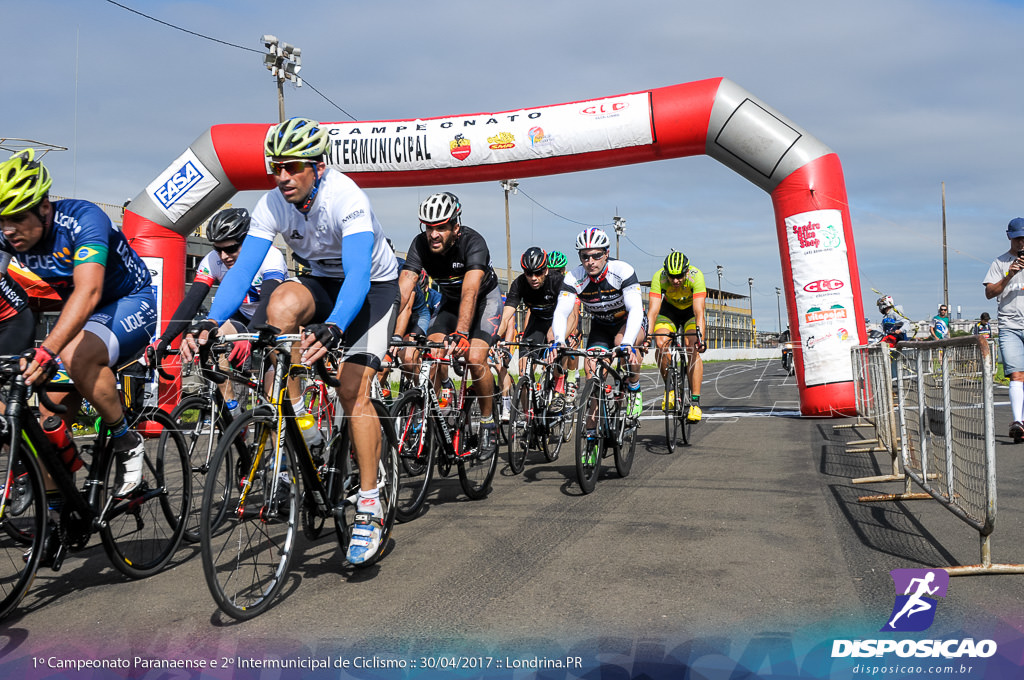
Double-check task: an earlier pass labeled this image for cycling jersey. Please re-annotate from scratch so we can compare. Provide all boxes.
[402,226,499,305]
[0,270,28,323]
[210,167,399,333]
[505,272,563,325]
[552,260,644,346]
[194,248,287,320]
[248,169,398,281]
[0,199,152,304]
[650,266,707,310]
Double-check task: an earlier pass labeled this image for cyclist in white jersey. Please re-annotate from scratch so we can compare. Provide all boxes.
[183,118,400,565]
[551,227,647,419]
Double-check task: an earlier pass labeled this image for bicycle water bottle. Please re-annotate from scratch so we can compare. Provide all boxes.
[42,415,84,473]
[296,414,323,450]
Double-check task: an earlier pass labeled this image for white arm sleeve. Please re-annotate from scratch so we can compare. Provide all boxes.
[621,283,644,346]
[551,292,576,344]
[0,252,10,276]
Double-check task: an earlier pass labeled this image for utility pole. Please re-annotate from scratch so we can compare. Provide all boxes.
[262,35,302,123]
[500,179,519,293]
[613,214,626,259]
[941,181,949,311]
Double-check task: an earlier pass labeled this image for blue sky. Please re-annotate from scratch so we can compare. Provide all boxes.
[5,0,1024,327]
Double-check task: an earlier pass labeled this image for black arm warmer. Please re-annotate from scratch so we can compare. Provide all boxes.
[159,281,212,343]
[246,278,281,330]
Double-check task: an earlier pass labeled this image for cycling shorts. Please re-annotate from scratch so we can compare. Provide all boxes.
[586,316,649,350]
[0,307,35,355]
[429,286,502,346]
[298,275,400,370]
[653,303,697,335]
[84,288,158,367]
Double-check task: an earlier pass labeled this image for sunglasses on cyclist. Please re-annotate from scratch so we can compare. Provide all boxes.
[214,242,242,255]
[269,160,310,176]
[667,270,688,281]
[524,268,547,277]
[579,251,606,262]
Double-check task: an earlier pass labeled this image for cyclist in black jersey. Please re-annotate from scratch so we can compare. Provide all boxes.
[395,192,502,461]
[498,247,578,410]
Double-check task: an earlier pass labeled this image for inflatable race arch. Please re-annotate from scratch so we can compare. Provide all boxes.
[125,77,866,417]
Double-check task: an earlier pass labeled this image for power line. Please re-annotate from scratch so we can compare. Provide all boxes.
[103,0,356,120]
[516,188,614,227]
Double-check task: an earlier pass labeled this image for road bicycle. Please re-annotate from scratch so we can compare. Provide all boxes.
[198,328,397,620]
[506,342,571,474]
[0,353,191,620]
[560,346,640,494]
[388,338,500,522]
[655,328,701,451]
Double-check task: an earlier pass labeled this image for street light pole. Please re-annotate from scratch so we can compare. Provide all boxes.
[613,214,626,259]
[500,179,519,293]
[716,265,723,349]
[262,35,302,123]
[748,277,754,348]
[776,287,782,335]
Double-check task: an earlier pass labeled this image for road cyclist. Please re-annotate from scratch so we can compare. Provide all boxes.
[182,116,401,565]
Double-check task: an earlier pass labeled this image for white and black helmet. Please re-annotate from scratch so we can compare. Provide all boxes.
[206,207,250,243]
[418,192,461,226]
[575,227,611,251]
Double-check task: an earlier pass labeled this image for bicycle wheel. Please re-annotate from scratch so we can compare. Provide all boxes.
[664,362,679,453]
[101,409,191,579]
[574,379,603,494]
[167,395,235,543]
[507,380,532,475]
[539,382,566,461]
[200,409,298,620]
[390,389,434,522]
[613,391,637,478]
[457,389,498,499]
[678,350,693,446]
[332,401,398,568]
[0,437,45,620]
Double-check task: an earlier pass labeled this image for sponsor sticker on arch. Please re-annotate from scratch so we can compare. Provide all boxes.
[786,208,857,387]
[146,149,220,224]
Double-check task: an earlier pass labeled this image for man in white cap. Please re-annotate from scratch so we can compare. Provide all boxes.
[984,217,1024,442]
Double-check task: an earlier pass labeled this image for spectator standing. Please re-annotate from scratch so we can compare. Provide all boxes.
[983,217,1024,442]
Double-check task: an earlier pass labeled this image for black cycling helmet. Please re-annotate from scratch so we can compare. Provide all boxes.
[521,246,547,273]
[206,207,250,243]
[664,251,689,277]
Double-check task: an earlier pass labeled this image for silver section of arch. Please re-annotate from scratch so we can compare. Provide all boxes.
[126,128,238,237]
[706,79,833,193]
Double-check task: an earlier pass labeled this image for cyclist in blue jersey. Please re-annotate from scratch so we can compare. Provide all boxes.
[182,118,400,565]
[0,149,155,497]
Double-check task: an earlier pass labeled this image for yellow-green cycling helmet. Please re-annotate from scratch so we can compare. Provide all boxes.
[664,251,689,277]
[0,149,52,216]
[265,117,328,159]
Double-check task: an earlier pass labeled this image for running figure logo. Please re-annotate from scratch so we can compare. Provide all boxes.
[882,568,949,632]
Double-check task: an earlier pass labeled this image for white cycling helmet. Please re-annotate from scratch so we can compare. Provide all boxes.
[264,117,328,159]
[876,295,895,312]
[418,192,461,226]
[575,227,611,251]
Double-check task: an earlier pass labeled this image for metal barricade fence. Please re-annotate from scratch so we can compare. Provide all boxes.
[891,336,1023,576]
[847,345,902,486]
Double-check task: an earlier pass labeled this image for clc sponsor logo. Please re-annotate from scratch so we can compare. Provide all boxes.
[803,279,844,293]
[831,639,996,659]
[580,102,629,116]
[154,160,204,210]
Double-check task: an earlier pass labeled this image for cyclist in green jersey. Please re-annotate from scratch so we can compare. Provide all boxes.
[647,251,707,422]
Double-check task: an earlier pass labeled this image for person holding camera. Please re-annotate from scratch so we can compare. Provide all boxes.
[984,217,1024,442]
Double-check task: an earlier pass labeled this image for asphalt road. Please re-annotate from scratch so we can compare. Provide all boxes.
[3,358,1023,677]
